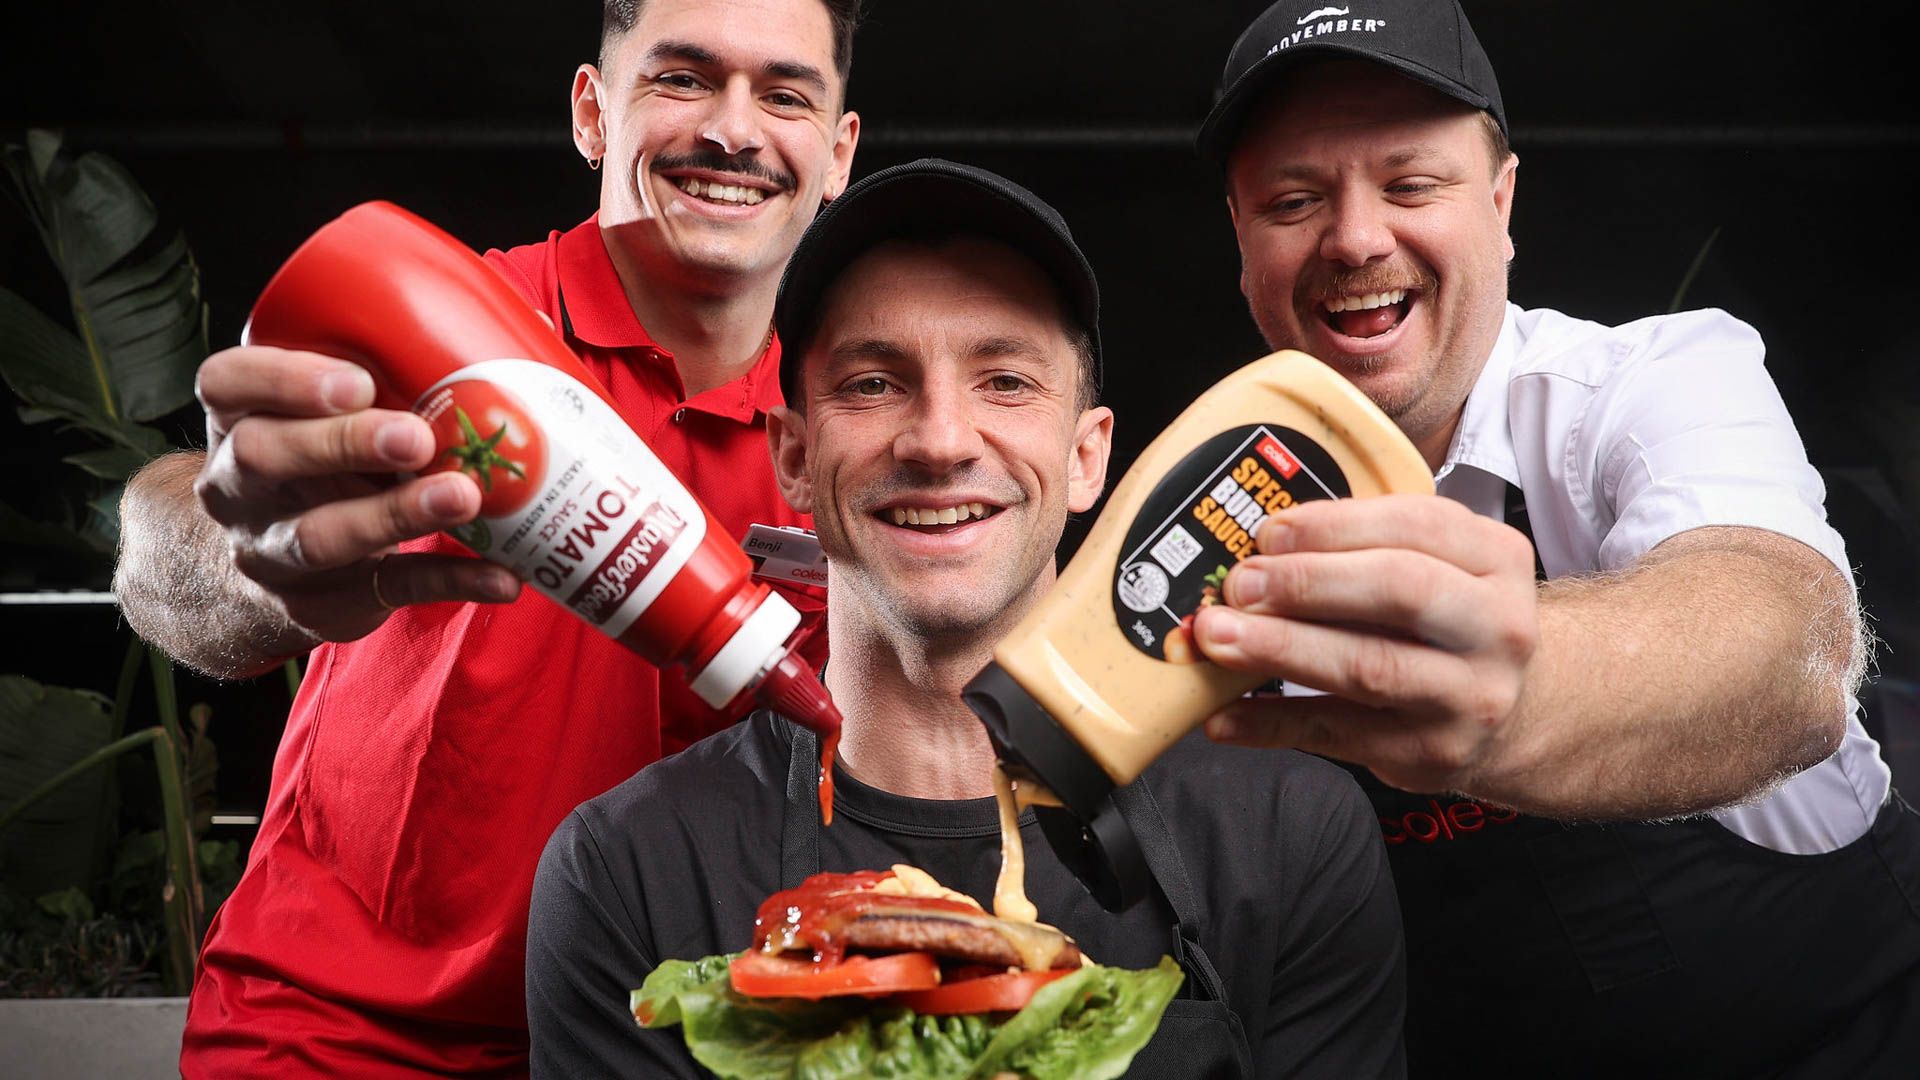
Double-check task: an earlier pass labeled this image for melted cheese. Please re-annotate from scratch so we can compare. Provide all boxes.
[874,864,983,910]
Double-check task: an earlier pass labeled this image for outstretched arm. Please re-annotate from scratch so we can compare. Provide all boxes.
[112,345,520,680]
[115,450,316,678]
[1196,497,1858,820]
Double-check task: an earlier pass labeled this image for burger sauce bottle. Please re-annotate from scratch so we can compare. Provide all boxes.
[243,202,844,757]
[965,351,1432,908]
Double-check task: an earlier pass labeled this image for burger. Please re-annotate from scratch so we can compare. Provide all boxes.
[632,865,1182,1080]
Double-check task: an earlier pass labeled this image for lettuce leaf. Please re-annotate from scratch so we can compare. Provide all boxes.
[980,957,1184,1080]
[632,954,1183,1080]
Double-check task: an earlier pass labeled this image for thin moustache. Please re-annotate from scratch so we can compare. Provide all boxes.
[652,150,795,193]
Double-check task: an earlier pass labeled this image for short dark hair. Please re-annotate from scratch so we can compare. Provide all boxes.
[1477,109,1512,178]
[601,0,862,89]
[1065,326,1100,412]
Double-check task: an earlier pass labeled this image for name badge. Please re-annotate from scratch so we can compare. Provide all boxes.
[741,524,829,587]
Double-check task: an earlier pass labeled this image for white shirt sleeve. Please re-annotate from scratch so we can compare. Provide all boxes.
[1582,309,1852,580]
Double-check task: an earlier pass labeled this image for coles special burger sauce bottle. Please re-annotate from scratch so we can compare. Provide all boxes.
[967,350,1432,910]
[244,202,845,811]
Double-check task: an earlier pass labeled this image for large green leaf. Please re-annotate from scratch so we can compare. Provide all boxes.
[0,499,97,554]
[2,130,205,425]
[0,287,116,438]
[63,445,151,482]
[82,485,126,554]
[634,955,1183,1080]
[0,676,116,901]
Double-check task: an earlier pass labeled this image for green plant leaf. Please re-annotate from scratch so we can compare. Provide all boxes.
[0,499,94,554]
[0,676,116,901]
[0,287,117,437]
[81,486,126,555]
[63,445,150,482]
[3,131,206,425]
[35,886,95,925]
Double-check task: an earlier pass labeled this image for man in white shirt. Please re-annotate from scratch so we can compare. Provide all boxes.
[1186,0,1920,1074]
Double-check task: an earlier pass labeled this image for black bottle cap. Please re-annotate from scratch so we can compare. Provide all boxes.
[963,661,1151,912]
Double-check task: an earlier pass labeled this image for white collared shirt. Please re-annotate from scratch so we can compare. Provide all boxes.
[1435,303,1888,854]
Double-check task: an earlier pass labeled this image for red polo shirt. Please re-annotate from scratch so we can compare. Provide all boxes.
[181,216,822,1077]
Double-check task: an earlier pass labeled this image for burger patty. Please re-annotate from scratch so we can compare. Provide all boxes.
[841,913,1082,970]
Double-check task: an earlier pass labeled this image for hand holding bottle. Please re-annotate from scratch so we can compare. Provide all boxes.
[1194,493,1540,796]
[193,343,521,645]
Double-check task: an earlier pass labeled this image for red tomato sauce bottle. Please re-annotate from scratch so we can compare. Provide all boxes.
[243,201,844,748]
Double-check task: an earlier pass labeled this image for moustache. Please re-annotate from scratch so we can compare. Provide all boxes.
[1303,262,1438,306]
[650,149,797,194]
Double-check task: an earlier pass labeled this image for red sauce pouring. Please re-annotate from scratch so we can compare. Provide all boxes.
[819,729,840,827]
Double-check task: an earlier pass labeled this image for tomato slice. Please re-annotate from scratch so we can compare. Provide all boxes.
[893,969,1073,1015]
[729,950,940,1000]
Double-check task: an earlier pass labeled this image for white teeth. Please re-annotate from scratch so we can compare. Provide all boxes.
[672,177,767,206]
[887,503,995,527]
[1324,288,1407,313]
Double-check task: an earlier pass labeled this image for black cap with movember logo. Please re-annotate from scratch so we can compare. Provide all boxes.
[1197,0,1507,163]
[775,158,1102,405]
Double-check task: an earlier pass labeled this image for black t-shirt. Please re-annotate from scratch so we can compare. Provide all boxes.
[526,713,1406,1078]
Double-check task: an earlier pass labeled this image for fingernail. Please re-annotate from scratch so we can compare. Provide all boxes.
[376,421,424,464]
[1258,518,1294,554]
[422,477,468,518]
[1226,567,1265,607]
[481,569,520,602]
[1197,606,1241,647]
[321,367,374,411]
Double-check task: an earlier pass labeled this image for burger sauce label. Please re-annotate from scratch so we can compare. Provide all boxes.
[1112,424,1349,661]
[414,358,707,639]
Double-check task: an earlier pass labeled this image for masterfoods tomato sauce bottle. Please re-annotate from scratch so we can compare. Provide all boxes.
[965,350,1433,908]
[243,201,844,756]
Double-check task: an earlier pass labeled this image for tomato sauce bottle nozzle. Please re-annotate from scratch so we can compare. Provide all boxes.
[757,650,843,736]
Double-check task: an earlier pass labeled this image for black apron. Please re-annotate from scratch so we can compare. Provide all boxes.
[1352,485,1920,1078]
[780,721,1254,1079]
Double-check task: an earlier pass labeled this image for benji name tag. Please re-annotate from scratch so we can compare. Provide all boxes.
[742,524,829,587]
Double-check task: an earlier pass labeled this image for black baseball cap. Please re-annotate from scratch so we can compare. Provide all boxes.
[1197,0,1507,164]
[775,158,1102,404]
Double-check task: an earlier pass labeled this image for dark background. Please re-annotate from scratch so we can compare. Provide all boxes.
[4,0,1918,822]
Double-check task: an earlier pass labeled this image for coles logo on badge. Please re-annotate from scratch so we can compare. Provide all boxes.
[1256,435,1301,479]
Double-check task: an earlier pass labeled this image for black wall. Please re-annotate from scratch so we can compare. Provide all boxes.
[5,1,1918,812]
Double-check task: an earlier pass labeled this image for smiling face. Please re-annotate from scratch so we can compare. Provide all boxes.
[1227,60,1517,465]
[769,238,1113,645]
[571,0,859,292]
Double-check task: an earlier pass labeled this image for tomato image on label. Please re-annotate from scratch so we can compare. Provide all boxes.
[423,381,547,517]
[1161,563,1228,664]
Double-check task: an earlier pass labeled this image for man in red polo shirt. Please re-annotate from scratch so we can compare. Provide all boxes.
[111,0,861,1074]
